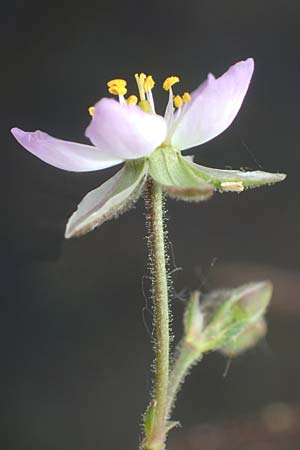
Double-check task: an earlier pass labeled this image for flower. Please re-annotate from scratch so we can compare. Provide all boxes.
[11,58,286,238]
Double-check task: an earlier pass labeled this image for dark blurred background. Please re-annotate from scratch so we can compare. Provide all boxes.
[1,1,300,449]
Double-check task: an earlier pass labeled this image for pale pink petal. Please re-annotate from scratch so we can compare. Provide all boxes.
[85,98,167,159]
[171,58,254,151]
[11,128,122,172]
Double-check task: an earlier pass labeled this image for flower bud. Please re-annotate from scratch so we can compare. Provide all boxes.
[184,281,272,354]
[220,318,267,357]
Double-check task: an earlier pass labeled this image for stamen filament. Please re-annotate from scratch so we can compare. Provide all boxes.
[118,94,126,106]
[146,88,156,114]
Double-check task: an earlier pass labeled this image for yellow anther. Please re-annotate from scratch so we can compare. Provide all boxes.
[174,95,183,108]
[135,73,146,83]
[107,79,127,88]
[135,73,147,101]
[107,78,127,96]
[126,95,138,105]
[163,76,180,91]
[88,106,95,117]
[108,85,127,96]
[182,92,192,103]
[144,75,155,93]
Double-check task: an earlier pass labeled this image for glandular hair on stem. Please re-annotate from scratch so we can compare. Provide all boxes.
[144,178,173,354]
[143,177,174,438]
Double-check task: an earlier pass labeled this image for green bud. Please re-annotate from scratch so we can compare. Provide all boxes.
[186,281,272,353]
[209,281,271,325]
[236,281,272,318]
[220,318,267,357]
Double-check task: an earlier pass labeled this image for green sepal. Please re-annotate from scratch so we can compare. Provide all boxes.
[65,158,148,238]
[148,146,214,201]
[186,160,286,192]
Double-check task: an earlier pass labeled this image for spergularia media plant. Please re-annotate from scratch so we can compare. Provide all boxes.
[12,58,286,450]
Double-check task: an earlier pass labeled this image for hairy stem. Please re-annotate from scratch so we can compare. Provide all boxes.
[167,342,202,418]
[143,178,170,450]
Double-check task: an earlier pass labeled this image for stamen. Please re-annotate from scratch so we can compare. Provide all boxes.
[182,92,192,103]
[126,95,138,105]
[88,106,95,117]
[136,73,146,82]
[164,87,175,132]
[144,75,155,93]
[163,76,180,91]
[146,89,156,114]
[174,95,183,108]
[108,85,127,96]
[135,73,146,101]
[107,78,127,96]
[118,94,126,106]
[107,79,127,88]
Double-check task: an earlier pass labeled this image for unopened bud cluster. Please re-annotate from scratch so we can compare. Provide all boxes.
[183,281,272,357]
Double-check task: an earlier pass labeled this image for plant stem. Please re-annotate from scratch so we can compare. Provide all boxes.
[166,342,202,418]
[143,178,170,450]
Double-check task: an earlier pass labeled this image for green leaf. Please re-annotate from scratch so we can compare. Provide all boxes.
[148,146,214,201]
[186,160,286,191]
